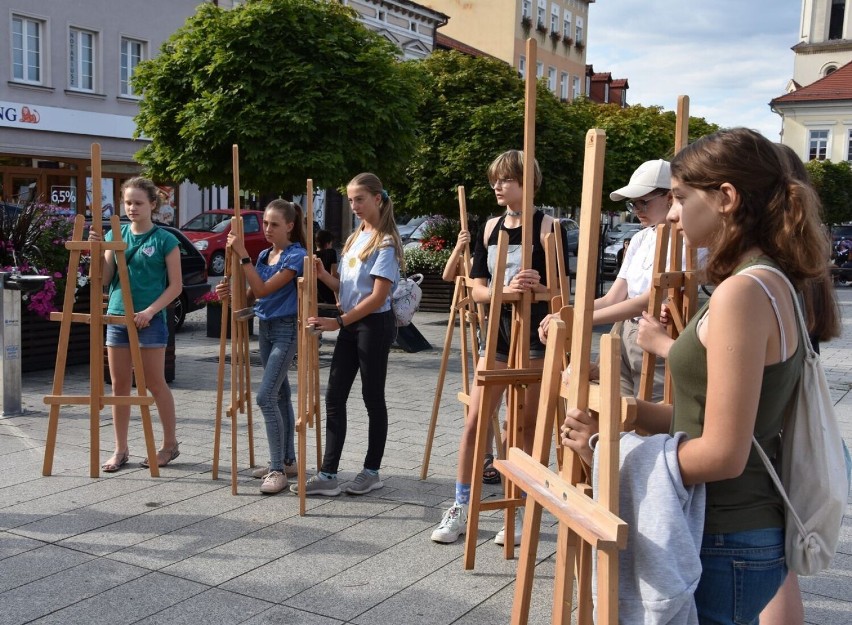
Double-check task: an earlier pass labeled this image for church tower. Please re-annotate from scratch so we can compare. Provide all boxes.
[793,0,852,86]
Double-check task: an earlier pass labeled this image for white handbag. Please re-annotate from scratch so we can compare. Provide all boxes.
[743,264,849,576]
[391,273,423,327]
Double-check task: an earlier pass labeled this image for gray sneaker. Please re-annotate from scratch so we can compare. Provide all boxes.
[289,474,341,497]
[345,471,384,495]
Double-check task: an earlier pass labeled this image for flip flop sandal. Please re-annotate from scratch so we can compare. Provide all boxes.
[102,451,129,473]
[482,453,501,485]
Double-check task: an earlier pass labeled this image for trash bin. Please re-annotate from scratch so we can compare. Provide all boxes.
[0,272,22,416]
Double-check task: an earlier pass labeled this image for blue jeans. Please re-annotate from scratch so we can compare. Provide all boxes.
[694,527,786,624]
[257,316,298,470]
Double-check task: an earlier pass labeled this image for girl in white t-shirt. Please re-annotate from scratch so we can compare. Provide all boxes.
[297,173,402,497]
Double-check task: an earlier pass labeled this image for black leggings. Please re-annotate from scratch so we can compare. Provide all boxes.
[321,310,395,474]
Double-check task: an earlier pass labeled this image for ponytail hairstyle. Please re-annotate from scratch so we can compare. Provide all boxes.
[670,127,827,288]
[342,172,404,269]
[121,177,161,215]
[264,199,306,249]
[773,143,840,341]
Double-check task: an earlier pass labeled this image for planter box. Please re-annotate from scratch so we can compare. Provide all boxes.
[206,305,255,338]
[22,287,91,373]
[418,273,454,313]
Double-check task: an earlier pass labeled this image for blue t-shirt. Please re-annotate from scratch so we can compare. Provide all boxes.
[106,224,178,323]
[338,231,399,313]
[253,243,307,320]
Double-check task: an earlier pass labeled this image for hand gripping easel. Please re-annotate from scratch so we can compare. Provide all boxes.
[638,95,701,404]
[296,179,324,516]
[462,39,570,570]
[419,185,503,479]
[42,143,160,477]
[497,129,633,625]
[212,144,256,495]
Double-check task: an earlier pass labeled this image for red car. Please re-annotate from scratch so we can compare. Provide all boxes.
[180,209,268,275]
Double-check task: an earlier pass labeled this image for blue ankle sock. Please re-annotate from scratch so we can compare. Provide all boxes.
[364,468,379,477]
[455,482,471,506]
[319,471,336,480]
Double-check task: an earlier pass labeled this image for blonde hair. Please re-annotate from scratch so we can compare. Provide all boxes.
[342,172,404,269]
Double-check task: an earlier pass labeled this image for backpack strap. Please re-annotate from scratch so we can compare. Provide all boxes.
[736,271,787,361]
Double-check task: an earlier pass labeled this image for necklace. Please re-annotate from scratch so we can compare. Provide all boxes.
[506,208,521,217]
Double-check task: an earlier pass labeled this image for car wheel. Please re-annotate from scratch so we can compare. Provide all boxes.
[174,295,187,331]
[210,251,226,276]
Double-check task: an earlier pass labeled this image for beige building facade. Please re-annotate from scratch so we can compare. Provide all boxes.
[773,0,852,162]
[420,0,593,101]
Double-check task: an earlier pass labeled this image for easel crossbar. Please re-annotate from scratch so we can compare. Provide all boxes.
[495,448,627,550]
[44,395,155,406]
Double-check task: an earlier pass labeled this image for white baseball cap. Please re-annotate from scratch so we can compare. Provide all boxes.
[609,159,672,201]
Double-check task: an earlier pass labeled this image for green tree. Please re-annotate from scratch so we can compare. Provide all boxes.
[570,100,718,212]
[132,0,419,194]
[396,51,592,218]
[805,159,852,225]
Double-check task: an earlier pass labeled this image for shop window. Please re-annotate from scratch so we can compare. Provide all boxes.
[12,14,45,84]
[120,37,145,97]
[808,129,829,161]
[69,28,96,92]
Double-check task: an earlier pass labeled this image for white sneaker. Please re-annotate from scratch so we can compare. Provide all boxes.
[494,509,523,546]
[259,471,288,494]
[431,504,468,544]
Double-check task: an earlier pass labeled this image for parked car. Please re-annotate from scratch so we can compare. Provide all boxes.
[605,222,643,245]
[398,215,430,242]
[180,209,267,275]
[558,218,580,256]
[87,219,211,331]
[602,229,637,275]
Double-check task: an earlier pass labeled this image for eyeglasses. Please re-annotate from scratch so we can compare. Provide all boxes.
[626,191,667,214]
[490,178,516,190]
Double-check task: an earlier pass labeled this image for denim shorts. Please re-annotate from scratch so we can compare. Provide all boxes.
[105,315,168,348]
[694,527,786,624]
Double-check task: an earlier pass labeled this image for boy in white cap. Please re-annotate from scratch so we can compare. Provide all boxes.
[540,159,673,400]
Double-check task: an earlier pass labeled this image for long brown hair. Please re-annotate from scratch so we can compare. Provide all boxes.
[342,172,403,268]
[264,199,306,249]
[773,143,840,341]
[671,128,827,288]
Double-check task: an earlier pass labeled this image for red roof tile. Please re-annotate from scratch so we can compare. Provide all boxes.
[772,60,852,104]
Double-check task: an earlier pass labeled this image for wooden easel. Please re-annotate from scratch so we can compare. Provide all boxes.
[42,143,160,478]
[461,38,571,570]
[419,185,503,480]
[638,95,700,404]
[296,179,324,516]
[212,144,256,495]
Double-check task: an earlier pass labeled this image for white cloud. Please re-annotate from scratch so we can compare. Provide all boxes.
[587,1,801,139]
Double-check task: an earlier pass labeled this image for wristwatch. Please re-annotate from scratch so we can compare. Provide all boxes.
[336,315,345,329]
[240,257,251,265]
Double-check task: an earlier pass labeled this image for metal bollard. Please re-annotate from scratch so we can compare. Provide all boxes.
[0,272,23,416]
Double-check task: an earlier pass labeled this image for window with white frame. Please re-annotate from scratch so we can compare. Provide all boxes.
[548,67,557,92]
[536,61,544,79]
[576,16,584,45]
[563,11,572,39]
[522,0,532,20]
[560,72,569,100]
[846,129,852,161]
[537,0,546,28]
[550,5,560,32]
[69,28,95,92]
[518,55,526,78]
[808,129,829,161]
[572,75,581,99]
[12,15,44,84]
[120,37,145,96]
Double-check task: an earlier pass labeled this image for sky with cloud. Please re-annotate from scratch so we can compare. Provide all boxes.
[586,1,802,139]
